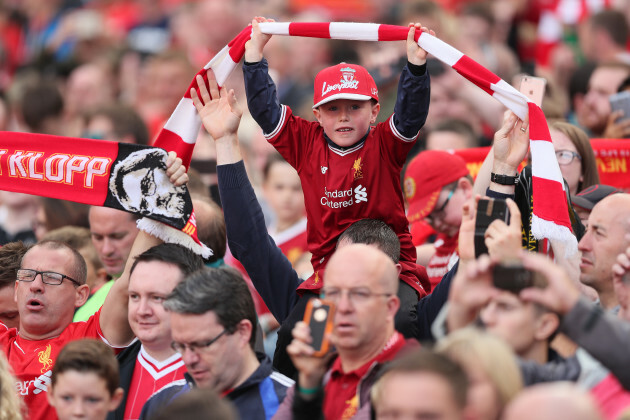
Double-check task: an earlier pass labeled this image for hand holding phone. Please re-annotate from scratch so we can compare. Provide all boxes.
[492,260,547,294]
[303,298,335,357]
[475,198,510,258]
[519,76,546,107]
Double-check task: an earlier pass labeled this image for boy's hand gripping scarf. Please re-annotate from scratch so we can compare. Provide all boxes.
[0,134,211,258]
[154,22,577,255]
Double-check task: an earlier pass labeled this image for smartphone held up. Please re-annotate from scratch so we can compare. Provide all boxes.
[303,298,335,357]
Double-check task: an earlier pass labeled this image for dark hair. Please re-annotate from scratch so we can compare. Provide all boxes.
[20,79,63,132]
[590,9,628,47]
[617,75,630,93]
[338,219,400,263]
[149,388,237,420]
[262,152,290,181]
[38,197,90,232]
[461,2,494,27]
[130,243,204,278]
[192,198,227,262]
[429,118,479,148]
[86,104,150,145]
[371,348,469,412]
[0,241,31,287]
[164,267,257,349]
[568,62,596,107]
[23,241,87,285]
[52,339,119,395]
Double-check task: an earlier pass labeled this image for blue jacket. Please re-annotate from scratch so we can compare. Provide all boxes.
[139,352,293,420]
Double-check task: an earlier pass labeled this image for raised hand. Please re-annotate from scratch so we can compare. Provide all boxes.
[286,321,336,393]
[190,70,243,141]
[406,22,435,66]
[492,111,529,175]
[485,199,522,261]
[244,17,275,63]
[165,151,188,186]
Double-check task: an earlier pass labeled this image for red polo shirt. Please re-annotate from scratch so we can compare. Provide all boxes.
[323,332,406,420]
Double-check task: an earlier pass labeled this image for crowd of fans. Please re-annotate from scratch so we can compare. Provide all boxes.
[1,0,630,419]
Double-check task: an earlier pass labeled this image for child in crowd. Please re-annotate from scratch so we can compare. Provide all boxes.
[241,17,435,297]
[48,339,123,420]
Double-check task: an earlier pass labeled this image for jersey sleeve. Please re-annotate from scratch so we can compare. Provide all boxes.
[243,59,284,135]
[374,64,430,167]
[243,59,319,171]
[391,63,430,142]
[64,309,128,353]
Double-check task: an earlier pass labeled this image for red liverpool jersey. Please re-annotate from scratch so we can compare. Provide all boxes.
[123,347,187,420]
[266,106,426,295]
[0,311,113,420]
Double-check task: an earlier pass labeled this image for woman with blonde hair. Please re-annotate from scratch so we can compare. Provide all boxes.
[435,328,523,420]
[0,352,23,420]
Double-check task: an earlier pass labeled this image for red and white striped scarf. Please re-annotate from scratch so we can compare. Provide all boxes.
[154,22,577,255]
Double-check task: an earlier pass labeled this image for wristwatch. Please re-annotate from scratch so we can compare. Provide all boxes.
[490,172,519,185]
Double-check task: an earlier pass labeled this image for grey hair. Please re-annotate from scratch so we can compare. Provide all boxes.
[164,266,257,348]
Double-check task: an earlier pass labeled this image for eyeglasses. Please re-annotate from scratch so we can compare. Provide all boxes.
[555,150,581,165]
[171,329,228,354]
[16,269,81,287]
[426,185,456,223]
[320,287,392,304]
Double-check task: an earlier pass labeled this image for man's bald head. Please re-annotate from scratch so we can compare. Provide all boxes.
[503,383,602,420]
[579,193,630,308]
[326,244,398,294]
[323,244,400,359]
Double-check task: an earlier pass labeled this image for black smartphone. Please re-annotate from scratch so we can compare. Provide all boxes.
[474,198,510,258]
[303,298,335,357]
[492,261,547,294]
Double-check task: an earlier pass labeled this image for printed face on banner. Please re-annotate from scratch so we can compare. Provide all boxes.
[108,149,188,225]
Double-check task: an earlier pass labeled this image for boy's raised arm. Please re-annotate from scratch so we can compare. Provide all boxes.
[244,17,274,63]
[406,22,434,66]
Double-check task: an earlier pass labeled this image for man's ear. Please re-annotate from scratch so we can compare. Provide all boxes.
[237,319,254,348]
[74,284,90,308]
[313,108,322,126]
[534,312,560,342]
[386,295,400,321]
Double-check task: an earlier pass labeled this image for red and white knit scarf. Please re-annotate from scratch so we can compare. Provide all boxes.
[154,22,577,255]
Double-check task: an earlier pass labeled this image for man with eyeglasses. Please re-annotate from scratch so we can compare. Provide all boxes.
[404,150,473,290]
[140,267,293,420]
[2,240,148,420]
[0,154,188,420]
[107,243,204,420]
[275,243,417,419]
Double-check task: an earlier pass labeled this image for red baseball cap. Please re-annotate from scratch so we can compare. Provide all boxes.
[313,63,378,108]
[404,150,469,224]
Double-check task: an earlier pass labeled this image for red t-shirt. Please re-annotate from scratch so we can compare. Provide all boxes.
[123,346,187,420]
[0,311,114,420]
[323,332,406,420]
[267,106,427,296]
